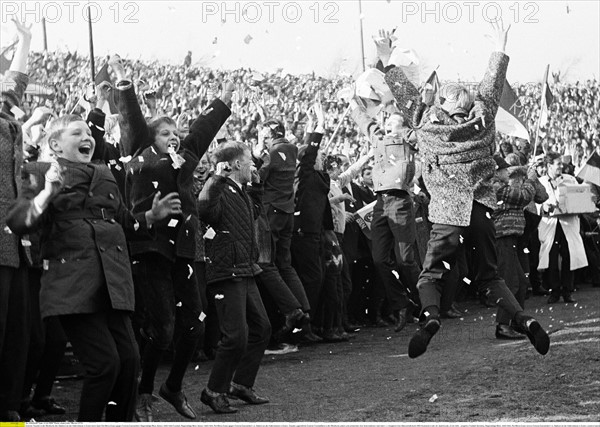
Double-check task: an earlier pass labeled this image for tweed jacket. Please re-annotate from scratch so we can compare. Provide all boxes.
[0,71,29,268]
[117,84,231,261]
[198,175,262,284]
[6,159,151,318]
[385,52,509,226]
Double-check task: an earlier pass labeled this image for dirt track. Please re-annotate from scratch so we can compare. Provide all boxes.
[44,286,600,423]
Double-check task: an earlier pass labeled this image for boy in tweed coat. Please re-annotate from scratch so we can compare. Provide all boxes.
[375,21,549,358]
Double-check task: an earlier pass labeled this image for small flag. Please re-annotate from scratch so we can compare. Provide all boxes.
[537,65,554,139]
[576,152,600,187]
[422,69,440,104]
[495,80,530,141]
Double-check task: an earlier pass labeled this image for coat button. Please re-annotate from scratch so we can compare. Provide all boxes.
[109,219,116,224]
[108,193,115,200]
[99,247,105,252]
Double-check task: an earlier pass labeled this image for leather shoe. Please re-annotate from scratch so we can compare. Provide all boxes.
[408,318,441,358]
[495,324,526,340]
[394,308,408,332]
[135,393,154,422]
[515,315,550,355]
[532,287,550,296]
[563,295,576,303]
[321,331,346,342]
[31,397,66,415]
[228,384,269,404]
[547,294,560,304]
[159,383,196,419]
[284,308,305,330]
[201,389,237,414]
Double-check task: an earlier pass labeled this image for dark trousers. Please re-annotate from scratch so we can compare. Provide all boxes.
[22,269,67,406]
[371,192,420,311]
[320,231,343,331]
[134,253,203,394]
[194,262,220,357]
[60,310,139,421]
[0,262,30,414]
[336,232,353,324]
[291,232,323,316]
[522,211,544,290]
[267,207,310,311]
[544,222,574,297]
[496,236,528,325]
[256,263,302,315]
[207,278,271,394]
[418,202,522,319]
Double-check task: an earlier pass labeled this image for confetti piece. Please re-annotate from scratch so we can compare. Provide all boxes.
[176,301,182,307]
[279,152,287,161]
[486,212,491,219]
[134,221,140,231]
[21,239,31,247]
[448,175,455,179]
[138,156,144,162]
[497,200,503,205]
[115,165,122,171]
[391,270,400,280]
[463,277,471,285]
[187,264,194,279]
[386,336,392,340]
[43,260,49,270]
[168,219,179,227]
[294,211,301,216]
[429,394,438,403]
[3,226,12,234]
[459,235,464,244]
[195,365,199,370]
[229,187,237,193]
[151,146,157,155]
[185,214,192,222]
[152,181,158,188]
[474,124,479,131]
[215,294,224,300]
[108,401,117,406]
[292,328,302,334]
[119,156,132,163]
[169,240,175,245]
[199,312,206,322]
[442,261,451,270]
[523,248,530,254]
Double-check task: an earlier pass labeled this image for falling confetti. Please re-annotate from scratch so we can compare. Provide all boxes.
[442,261,451,270]
[187,264,193,279]
[215,294,224,300]
[176,301,182,307]
[199,312,206,322]
[168,219,179,227]
[463,277,471,285]
[392,270,400,280]
[429,394,438,403]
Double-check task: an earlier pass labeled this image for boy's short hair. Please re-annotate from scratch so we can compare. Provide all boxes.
[544,151,562,166]
[45,114,84,144]
[504,153,521,166]
[361,165,373,177]
[148,116,178,141]
[212,141,249,163]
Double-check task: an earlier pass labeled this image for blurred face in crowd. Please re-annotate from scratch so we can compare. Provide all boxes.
[385,114,404,136]
[362,168,373,187]
[535,163,547,177]
[154,122,180,154]
[259,127,275,150]
[547,158,563,180]
[49,120,95,163]
[338,155,350,172]
[232,149,255,184]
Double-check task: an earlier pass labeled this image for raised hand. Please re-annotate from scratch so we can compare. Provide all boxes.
[27,106,54,126]
[150,191,182,221]
[12,18,32,41]
[108,54,126,80]
[313,100,325,126]
[44,160,65,196]
[373,28,396,66]
[215,161,232,177]
[221,79,235,106]
[488,18,511,53]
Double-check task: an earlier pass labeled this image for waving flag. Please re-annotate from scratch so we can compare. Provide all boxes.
[495,80,530,141]
[577,152,600,187]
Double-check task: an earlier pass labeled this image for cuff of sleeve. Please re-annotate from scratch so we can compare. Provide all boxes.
[314,125,325,134]
[116,79,133,90]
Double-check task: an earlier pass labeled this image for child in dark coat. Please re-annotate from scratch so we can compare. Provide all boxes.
[7,114,180,421]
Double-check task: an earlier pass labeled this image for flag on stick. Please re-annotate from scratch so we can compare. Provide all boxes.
[576,152,600,187]
[495,80,530,141]
[532,65,553,156]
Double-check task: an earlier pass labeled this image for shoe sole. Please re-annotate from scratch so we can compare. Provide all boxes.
[408,320,440,358]
[525,321,550,355]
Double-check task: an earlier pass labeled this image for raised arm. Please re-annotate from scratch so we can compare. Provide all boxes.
[111,55,151,157]
[1,19,31,116]
[180,81,233,159]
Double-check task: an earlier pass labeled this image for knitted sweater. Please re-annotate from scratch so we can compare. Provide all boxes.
[385,52,509,227]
